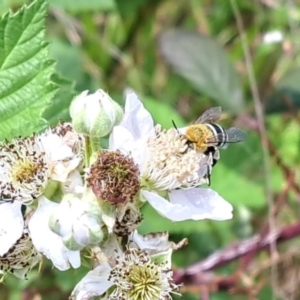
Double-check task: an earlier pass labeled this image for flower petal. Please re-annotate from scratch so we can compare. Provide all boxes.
[49,194,103,251]
[70,262,113,300]
[109,126,135,152]
[142,190,186,221]
[0,202,23,255]
[109,92,155,170]
[121,92,155,140]
[28,196,81,270]
[169,188,233,220]
[40,133,74,161]
[39,126,83,182]
[109,126,145,168]
[130,231,187,253]
[142,188,233,221]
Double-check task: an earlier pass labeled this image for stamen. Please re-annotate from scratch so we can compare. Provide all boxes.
[114,205,143,236]
[108,248,179,300]
[0,136,48,204]
[0,231,41,279]
[142,125,207,190]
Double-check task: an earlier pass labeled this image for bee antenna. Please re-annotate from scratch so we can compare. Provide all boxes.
[172,120,179,132]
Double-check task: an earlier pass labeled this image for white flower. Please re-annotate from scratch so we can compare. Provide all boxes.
[0,135,49,253]
[39,123,84,182]
[0,124,83,206]
[1,196,81,273]
[0,128,84,270]
[109,92,233,221]
[70,232,183,300]
[0,135,49,205]
[108,248,179,300]
[49,193,103,251]
[28,196,81,271]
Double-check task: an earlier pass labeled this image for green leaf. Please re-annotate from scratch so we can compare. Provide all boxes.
[210,292,234,300]
[213,131,284,204]
[49,39,84,85]
[0,0,27,16]
[0,0,58,140]
[49,0,116,12]
[211,132,266,208]
[212,160,265,208]
[159,30,245,113]
[266,68,300,114]
[53,265,88,292]
[43,74,75,126]
[258,286,280,300]
[0,4,9,17]
[115,0,149,17]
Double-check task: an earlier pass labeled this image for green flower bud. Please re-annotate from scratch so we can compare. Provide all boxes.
[70,89,124,138]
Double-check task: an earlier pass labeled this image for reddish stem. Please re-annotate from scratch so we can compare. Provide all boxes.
[174,222,300,284]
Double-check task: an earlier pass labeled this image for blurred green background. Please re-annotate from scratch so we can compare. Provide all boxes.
[2,0,300,299]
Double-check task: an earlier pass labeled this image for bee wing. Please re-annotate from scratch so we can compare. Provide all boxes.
[206,127,247,144]
[225,127,247,142]
[194,107,222,124]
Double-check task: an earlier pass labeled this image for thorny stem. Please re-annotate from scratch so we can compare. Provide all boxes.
[173,221,300,288]
[237,110,300,270]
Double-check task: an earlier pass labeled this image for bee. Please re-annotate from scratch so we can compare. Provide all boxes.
[180,106,246,185]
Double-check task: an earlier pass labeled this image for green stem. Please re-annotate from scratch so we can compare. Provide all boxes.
[84,136,91,167]
[84,136,102,167]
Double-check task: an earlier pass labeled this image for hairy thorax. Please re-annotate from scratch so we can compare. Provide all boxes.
[185,124,213,152]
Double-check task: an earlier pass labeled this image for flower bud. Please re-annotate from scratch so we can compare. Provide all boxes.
[49,194,103,251]
[70,90,124,138]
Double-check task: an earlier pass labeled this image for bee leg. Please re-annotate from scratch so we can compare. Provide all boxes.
[206,147,219,186]
[206,163,212,186]
[212,148,220,167]
[207,173,211,186]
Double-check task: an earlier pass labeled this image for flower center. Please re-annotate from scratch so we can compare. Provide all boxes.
[109,165,128,178]
[143,125,208,190]
[11,158,40,183]
[0,136,48,204]
[108,249,178,300]
[87,150,140,205]
[127,264,162,299]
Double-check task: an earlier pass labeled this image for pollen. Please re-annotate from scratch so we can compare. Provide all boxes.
[0,136,48,205]
[87,150,140,205]
[108,249,178,300]
[143,125,207,190]
[11,158,42,183]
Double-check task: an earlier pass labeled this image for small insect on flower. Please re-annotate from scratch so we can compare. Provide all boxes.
[179,107,247,185]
